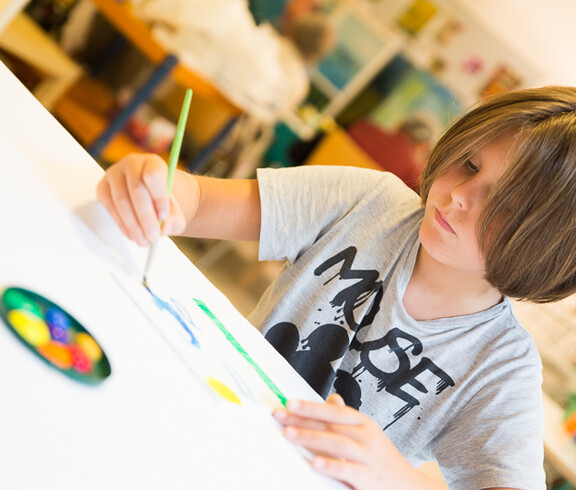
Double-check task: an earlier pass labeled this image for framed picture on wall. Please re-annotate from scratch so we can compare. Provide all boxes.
[397,0,438,37]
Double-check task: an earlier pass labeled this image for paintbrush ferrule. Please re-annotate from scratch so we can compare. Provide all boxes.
[142,240,159,288]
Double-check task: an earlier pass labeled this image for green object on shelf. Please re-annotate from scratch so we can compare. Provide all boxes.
[551,481,574,490]
[565,393,576,419]
[263,122,300,168]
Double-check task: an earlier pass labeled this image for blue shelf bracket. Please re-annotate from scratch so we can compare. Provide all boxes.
[88,53,179,160]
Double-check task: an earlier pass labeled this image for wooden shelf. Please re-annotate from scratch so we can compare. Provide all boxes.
[544,392,576,485]
[51,0,243,167]
[0,12,82,110]
[53,75,170,165]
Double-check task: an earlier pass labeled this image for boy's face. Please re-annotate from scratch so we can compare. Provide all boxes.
[419,132,515,273]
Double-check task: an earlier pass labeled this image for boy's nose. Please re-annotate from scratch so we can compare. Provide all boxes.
[450,178,478,210]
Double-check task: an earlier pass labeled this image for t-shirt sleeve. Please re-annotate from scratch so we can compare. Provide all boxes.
[256,166,409,263]
[430,355,546,490]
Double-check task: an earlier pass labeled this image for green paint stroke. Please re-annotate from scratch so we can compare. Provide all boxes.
[194,299,287,407]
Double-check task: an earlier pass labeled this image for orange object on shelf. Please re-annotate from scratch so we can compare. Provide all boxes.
[565,406,576,436]
[305,127,382,170]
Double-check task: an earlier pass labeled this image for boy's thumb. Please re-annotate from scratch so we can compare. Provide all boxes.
[326,393,346,406]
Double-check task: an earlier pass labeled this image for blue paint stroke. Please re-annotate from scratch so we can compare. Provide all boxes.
[144,286,200,347]
[221,360,258,405]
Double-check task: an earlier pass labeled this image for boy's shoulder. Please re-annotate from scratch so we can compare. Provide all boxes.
[257,165,419,205]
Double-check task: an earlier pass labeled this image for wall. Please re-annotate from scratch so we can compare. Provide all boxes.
[450,0,576,86]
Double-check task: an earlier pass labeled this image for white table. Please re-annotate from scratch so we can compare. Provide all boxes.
[0,61,344,489]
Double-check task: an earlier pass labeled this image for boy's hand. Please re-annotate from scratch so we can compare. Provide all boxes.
[273,394,445,490]
[97,153,187,245]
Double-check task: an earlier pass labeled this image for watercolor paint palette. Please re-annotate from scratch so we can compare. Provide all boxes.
[0,287,111,384]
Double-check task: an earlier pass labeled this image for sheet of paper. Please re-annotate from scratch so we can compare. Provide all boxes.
[112,268,325,410]
[113,271,285,410]
[0,141,344,489]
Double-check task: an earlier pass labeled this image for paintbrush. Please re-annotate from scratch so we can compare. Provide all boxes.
[142,88,193,288]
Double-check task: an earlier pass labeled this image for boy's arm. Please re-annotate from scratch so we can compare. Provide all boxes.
[96,153,261,244]
[176,171,261,241]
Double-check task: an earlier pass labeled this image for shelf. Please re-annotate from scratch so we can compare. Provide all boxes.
[53,75,170,165]
[544,392,576,485]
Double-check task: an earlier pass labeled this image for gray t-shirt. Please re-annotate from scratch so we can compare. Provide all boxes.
[251,165,545,489]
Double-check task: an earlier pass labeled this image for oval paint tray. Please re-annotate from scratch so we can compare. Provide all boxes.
[0,287,111,384]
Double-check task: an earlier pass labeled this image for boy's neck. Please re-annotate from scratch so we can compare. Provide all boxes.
[403,246,503,321]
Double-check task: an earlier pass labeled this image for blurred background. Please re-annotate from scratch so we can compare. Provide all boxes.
[1,0,575,486]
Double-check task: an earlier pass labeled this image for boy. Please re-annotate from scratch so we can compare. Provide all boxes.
[98,86,576,488]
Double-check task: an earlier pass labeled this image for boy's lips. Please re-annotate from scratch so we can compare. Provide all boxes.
[435,209,456,234]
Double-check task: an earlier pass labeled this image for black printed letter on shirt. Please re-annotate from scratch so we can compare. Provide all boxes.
[353,328,455,428]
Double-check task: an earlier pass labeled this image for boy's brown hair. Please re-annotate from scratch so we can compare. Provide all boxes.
[420,86,576,303]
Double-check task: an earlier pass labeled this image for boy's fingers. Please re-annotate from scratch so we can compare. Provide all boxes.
[96,178,131,238]
[312,457,371,489]
[326,393,346,406]
[284,426,366,463]
[105,167,147,245]
[276,407,377,448]
[125,162,163,243]
[97,154,177,245]
[140,154,170,221]
[274,395,347,428]
[273,409,333,432]
[286,399,363,426]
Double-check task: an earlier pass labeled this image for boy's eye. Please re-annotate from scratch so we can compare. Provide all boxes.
[465,159,480,173]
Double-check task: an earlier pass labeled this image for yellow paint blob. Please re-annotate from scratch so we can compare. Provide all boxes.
[8,309,50,347]
[206,377,242,405]
[75,332,102,362]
